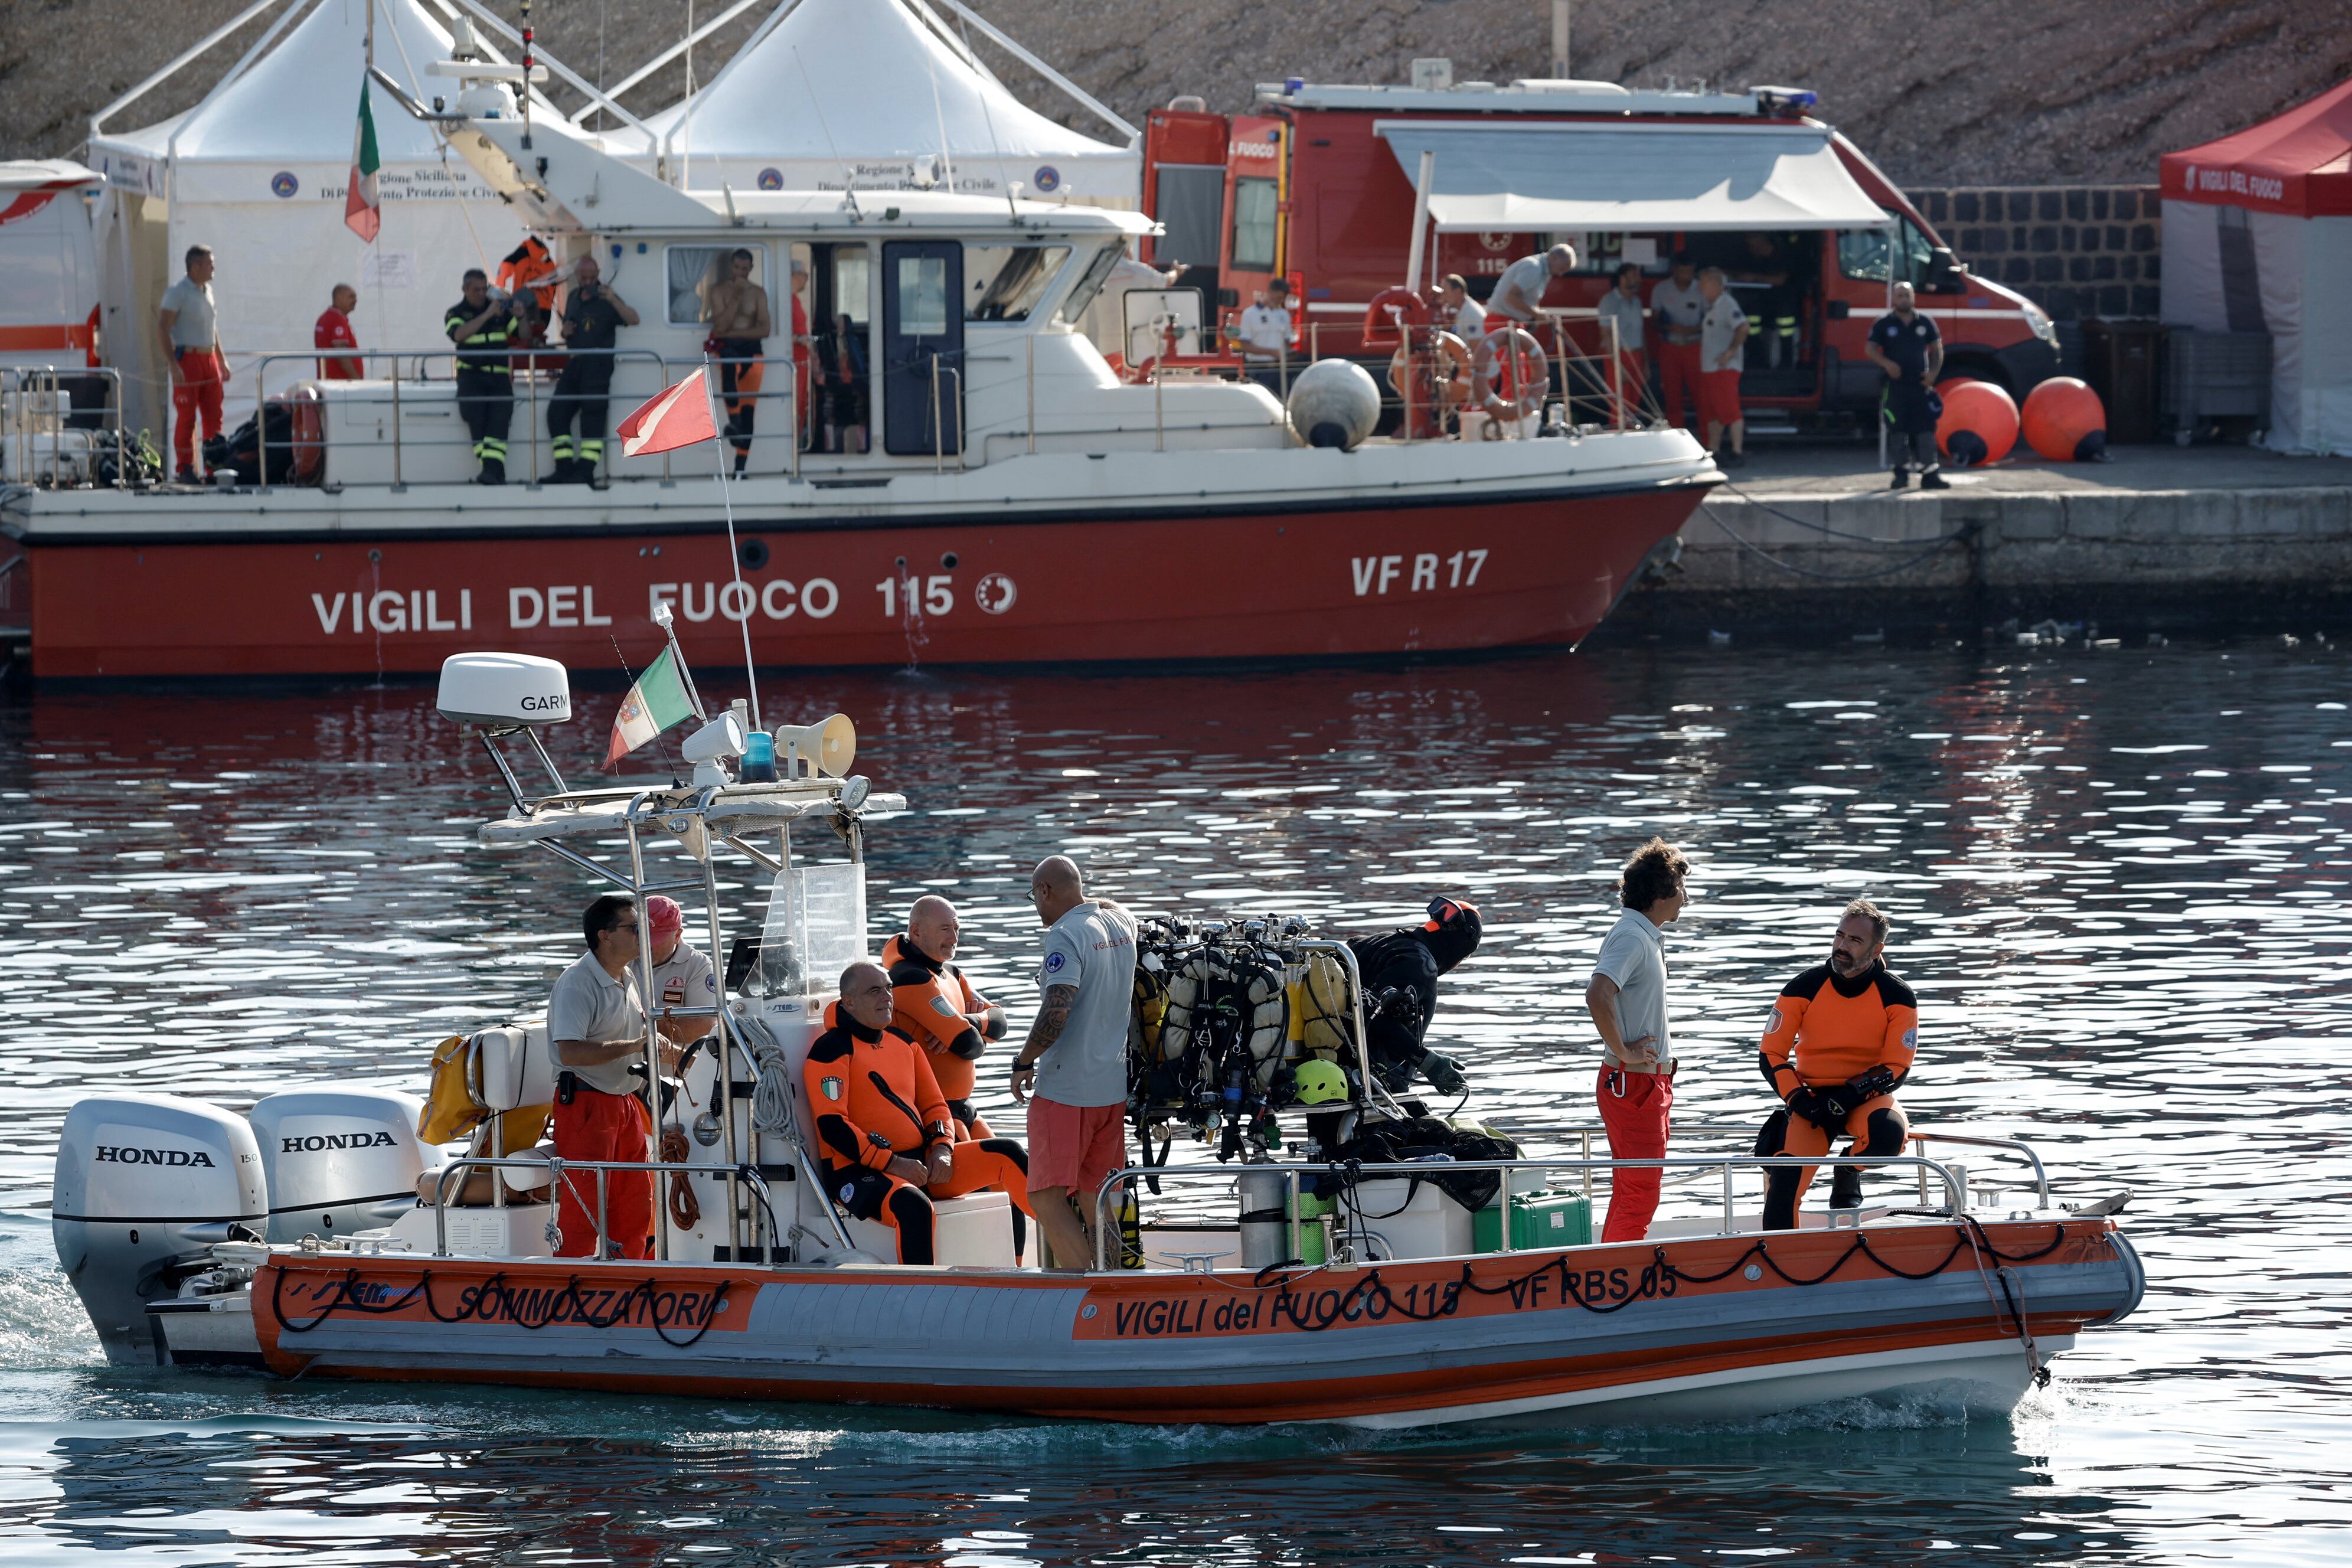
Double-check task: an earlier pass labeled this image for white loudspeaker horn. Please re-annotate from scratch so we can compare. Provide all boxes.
[774,714,856,780]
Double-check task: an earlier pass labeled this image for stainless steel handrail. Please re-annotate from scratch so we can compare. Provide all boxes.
[1090,1154,1973,1271]
[246,345,681,490]
[428,1153,784,1262]
[1907,1131,2050,1207]
[2,366,129,489]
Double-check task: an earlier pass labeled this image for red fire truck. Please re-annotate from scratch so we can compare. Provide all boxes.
[1140,71,2059,430]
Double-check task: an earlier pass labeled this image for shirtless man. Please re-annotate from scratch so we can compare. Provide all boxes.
[706,250,775,474]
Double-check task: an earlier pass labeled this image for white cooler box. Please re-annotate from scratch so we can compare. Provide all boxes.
[1339,1175,1475,1261]
[312,379,475,486]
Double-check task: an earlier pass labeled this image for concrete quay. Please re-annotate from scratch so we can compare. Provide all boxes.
[1607,444,2352,643]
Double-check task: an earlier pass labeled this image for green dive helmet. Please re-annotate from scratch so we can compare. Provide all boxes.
[1292,1059,1350,1106]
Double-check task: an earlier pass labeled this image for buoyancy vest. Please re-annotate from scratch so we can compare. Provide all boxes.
[1757,960,1919,1096]
[881,933,1000,1103]
[498,237,560,313]
[803,1018,953,1173]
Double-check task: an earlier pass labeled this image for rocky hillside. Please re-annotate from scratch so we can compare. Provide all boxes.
[5,0,2343,187]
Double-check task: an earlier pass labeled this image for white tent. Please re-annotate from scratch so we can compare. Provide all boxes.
[85,0,560,433]
[631,0,1137,201]
[1374,120,1890,233]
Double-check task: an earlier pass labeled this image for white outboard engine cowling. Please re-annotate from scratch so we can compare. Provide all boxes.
[53,1094,266,1366]
[249,1089,429,1243]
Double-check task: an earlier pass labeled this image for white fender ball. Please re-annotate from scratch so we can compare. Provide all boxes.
[1285,358,1382,451]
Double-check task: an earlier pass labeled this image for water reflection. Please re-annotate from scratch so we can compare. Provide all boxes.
[3,641,2350,1563]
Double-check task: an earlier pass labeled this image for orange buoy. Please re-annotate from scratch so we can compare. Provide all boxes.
[2021,377,2108,461]
[1936,379,2018,468]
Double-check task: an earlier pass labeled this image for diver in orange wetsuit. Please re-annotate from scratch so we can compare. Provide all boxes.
[883,895,1006,1140]
[1755,899,1917,1229]
[804,960,1033,1264]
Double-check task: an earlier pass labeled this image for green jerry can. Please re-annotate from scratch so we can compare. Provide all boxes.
[1291,1190,1334,1266]
[1474,1190,1593,1253]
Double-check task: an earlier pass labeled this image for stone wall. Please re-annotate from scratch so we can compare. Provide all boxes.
[1909,187,2162,321]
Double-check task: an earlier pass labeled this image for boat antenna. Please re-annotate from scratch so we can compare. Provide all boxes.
[954,12,1017,221]
[700,354,762,730]
[920,22,954,192]
[792,44,857,217]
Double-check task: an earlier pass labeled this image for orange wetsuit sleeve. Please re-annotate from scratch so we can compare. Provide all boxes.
[1880,997,1919,1082]
[907,1046,953,1148]
[1758,984,1811,1100]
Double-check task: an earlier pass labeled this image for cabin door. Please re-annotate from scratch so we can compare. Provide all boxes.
[881,242,964,458]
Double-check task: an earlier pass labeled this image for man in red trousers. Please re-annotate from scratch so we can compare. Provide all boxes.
[1585,838,1690,1243]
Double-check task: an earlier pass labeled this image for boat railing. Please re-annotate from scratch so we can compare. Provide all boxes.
[424,1152,817,1263]
[1090,1153,1979,1270]
[2,365,130,488]
[244,345,698,490]
[1481,1120,2053,1208]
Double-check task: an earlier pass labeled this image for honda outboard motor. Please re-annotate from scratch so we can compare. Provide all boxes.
[53,1094,266,1366]
[249,1089,429,1243]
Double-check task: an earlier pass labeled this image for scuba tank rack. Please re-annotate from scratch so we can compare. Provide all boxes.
[1128,913,1394,1193]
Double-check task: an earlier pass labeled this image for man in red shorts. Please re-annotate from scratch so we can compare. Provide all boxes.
[1697,266,1750,466]
[1009,855,1136,1270]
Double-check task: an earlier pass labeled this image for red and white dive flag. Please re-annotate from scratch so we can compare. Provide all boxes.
[616,369,718,458]
[345,80,382,243]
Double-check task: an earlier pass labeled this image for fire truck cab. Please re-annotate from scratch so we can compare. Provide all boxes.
[1141,71,2059,431]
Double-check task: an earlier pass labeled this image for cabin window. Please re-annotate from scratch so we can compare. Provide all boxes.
[896,254,950,336]
[1838,220,1935,285]
[1230,176,1278,271]
[1057,244,1125,324]
[965,245,1072,321]
[1152,165,1226,268]
[667,244,764,327]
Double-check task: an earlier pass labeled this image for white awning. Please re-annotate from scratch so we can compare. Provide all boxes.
[1376,120,1891,232]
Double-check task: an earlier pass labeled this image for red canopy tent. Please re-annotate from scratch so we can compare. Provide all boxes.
[2160,77,2352,217]
[2160,79,2352,453]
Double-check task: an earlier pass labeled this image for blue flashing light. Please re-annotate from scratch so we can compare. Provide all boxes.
[1284,76,1304,95]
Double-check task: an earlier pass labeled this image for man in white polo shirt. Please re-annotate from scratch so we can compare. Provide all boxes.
[1583,838,1691,1243]
[547,893,682,1257]
[1487,243,1577,326]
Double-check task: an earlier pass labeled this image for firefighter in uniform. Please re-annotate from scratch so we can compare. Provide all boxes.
[804,961,1034,1265]
[883,894,1007,1139]
[445,268,515,484]
[1755,899,1919,1229]
[547,254,638,486]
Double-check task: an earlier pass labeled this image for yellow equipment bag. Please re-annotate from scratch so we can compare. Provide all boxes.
[416,1034,484,1144]
[1296,952,1355,1058]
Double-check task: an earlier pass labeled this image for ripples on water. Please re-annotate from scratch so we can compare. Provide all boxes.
[1,641,2347,1564]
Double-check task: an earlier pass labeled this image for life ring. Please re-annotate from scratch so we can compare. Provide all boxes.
[1388,329,1475,432]
[1473,326,1549,425]
[1361,285,1429,350]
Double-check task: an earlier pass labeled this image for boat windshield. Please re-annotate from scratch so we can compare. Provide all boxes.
[1057,243,1125,325]
[966,244,1072,321]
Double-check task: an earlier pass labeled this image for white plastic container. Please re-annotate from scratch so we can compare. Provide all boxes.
[1339,1175,1475,1261]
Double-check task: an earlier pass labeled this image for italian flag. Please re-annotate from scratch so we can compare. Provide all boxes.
[605,648,697,769]
[345,79,381,243]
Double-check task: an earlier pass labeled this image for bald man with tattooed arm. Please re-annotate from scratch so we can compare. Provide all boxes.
[1009,855,1136,1270]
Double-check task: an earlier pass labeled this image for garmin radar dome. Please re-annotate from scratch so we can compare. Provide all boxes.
[1285,358,1382,451]
[436,652,573,730]
[53,1093,267,1365]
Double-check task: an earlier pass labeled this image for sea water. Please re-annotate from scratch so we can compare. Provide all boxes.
[0,641,2345,1564]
